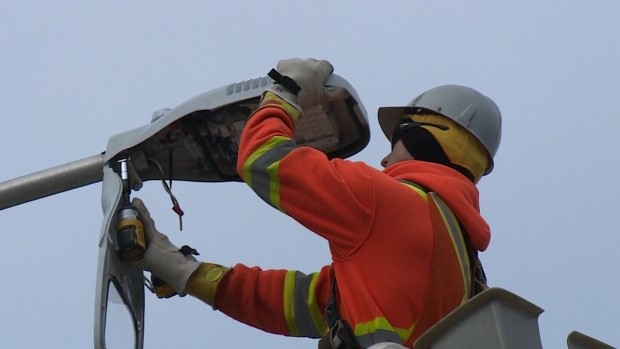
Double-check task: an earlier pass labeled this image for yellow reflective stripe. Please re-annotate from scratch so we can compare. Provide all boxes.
[266,160,282,211]
[261,91,301,122]
[399,180,471,301]
[400,182,429,202]
[283,270,300,336]
[283,271,326,337]
[430,193,472,302]
[353,317,414,343]
[307,273,327,335]
[242,136,294,211]
[242,135,290,185]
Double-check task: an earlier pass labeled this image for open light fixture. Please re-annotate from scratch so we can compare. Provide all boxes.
[105,74,369,183]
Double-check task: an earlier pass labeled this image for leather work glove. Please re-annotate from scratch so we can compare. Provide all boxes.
[130,198,201,295]
[264,58,349,122]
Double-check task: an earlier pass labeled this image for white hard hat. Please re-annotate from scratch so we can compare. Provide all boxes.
[378,85,502,175]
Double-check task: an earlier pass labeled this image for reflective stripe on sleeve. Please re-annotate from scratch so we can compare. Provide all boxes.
[283,271,326,338]
[241,136,296,211]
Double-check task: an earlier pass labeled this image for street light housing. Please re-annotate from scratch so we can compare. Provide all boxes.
[105,74,369,184]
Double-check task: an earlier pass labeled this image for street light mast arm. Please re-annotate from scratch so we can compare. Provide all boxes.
[0,153,105,210]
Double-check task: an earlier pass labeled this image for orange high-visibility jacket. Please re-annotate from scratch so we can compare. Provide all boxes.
[213,105,491,347]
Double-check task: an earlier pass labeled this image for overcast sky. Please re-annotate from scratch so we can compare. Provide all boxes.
[1,2,619,348]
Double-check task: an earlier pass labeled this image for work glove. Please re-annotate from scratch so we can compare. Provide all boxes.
[264,58,349,122]
[130,198,201,295]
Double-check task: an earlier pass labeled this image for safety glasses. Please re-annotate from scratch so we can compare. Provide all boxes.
[391,121,449,148]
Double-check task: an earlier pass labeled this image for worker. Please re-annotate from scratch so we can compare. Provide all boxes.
[130,58,502,348]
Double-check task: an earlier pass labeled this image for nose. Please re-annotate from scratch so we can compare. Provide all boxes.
[381,155,389,168]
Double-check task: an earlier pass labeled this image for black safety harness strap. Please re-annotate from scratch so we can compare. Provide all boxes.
[319,268,358,349]
[462,233,489,296]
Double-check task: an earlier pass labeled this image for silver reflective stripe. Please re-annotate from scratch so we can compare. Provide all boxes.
[249,139,296,206]
[290,271,323,337]
[357,330,404,349]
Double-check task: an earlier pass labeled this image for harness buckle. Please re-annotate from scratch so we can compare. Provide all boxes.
[329,319,357,349]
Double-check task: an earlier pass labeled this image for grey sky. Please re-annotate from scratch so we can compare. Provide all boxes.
[1,1,618,348]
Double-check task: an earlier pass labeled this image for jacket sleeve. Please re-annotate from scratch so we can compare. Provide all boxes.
[237,105,377,256]
[214,263,332,338]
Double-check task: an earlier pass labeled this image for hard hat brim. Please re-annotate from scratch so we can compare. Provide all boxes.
[378,106,411,142]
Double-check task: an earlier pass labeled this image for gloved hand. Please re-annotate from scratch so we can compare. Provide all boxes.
[130,198,201,295]
[265,58,349,120]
